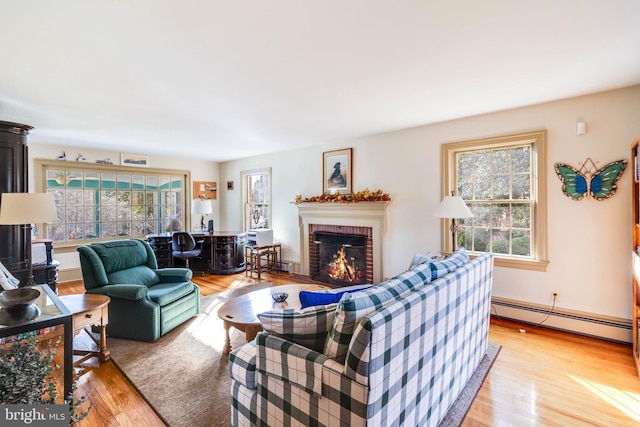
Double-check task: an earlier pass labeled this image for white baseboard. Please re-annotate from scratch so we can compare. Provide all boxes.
[491,297,632,344]
[59,267,82,283]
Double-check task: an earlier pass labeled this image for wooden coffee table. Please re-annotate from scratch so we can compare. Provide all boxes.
[218,284,329,354]
[59,294,111,366]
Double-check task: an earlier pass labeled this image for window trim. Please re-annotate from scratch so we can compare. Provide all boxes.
[35,159,192,251]
[242,167,271,231]
[441,130,549,271]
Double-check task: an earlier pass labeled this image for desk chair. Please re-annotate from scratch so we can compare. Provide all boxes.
[172,232,202,272]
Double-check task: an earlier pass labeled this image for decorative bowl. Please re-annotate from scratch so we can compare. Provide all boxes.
[271,292,289,303]
[0,288,40,312]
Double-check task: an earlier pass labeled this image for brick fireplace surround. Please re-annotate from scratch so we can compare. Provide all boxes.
[297,202,389,283]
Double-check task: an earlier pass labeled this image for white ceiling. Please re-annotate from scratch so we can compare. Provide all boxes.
[1,1,639,162]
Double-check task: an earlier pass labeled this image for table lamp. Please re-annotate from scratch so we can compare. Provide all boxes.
[191,198,212,233]
[433,192,473,251]
[0,192,58,286]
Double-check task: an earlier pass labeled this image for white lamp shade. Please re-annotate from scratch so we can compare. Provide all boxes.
[0,193,58,225]
[433,195,473,219]
[191,199,212,215]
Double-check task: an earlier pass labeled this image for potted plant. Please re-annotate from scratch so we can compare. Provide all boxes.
[0,334,91,424]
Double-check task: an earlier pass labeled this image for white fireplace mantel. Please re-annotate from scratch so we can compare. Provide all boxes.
[297,202,389,283]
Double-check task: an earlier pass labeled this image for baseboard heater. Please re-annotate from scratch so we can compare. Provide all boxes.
[491,297,632,344]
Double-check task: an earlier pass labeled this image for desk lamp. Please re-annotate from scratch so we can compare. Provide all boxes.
[0,193,58,287]
[433,192,473,251]
[191,198,212,233]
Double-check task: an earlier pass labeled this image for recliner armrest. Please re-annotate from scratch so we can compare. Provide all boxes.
[87,284,148,300]
[155,268,193,282]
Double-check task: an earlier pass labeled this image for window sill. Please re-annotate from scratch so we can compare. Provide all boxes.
[477,254,549,272]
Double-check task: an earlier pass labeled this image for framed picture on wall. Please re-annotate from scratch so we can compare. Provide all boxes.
[323,148,352,194]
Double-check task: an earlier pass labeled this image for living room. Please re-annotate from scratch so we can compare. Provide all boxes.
[2,1,640,426]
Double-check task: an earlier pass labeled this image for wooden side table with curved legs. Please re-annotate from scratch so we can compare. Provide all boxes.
[59,294,111,366]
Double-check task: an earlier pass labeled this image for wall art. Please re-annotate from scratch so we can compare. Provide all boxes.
[554,157,626,201]
[323,148,352,194]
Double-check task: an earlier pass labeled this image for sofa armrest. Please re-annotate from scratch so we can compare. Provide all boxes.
[87,284,148,300]
[256,332,328,397]
[154,268,193,282]
[229,339,257,390]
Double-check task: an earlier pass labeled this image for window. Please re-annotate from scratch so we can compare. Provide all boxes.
[243,169,271,230]
[441,130,548,271]
[35,160,190,246]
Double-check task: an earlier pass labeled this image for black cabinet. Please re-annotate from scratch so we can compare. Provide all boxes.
[0,121,32,270]
[10,261,60,292]
[147,232,246,274]
[147,234,173,268]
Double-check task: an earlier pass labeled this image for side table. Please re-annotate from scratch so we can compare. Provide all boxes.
[58,294,111,366]
[245,243,281,278]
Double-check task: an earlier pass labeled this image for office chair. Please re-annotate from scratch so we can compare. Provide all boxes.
[172,232,202,272]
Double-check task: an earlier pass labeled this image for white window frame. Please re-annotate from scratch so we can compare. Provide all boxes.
[35,159,191,251]
[441,130,549,271]
[242,167,271,231]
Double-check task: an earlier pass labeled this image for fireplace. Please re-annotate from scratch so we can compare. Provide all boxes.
[297,202,389,283]
[311,230,369,286]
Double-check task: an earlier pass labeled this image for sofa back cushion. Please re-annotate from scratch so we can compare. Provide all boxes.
[78,239,159,290]
[91,239,156,273]
[428,247,469,280]
[323,262,432,363]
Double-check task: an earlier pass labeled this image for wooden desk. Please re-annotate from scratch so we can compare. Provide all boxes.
[218,284,329,354]
[147,232,247,274]
[59,294,110,366]
[245,243,282,278]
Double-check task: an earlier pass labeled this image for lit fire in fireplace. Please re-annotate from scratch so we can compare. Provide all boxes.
[324,246,363,283]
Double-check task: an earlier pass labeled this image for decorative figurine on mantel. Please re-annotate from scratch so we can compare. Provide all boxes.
[57,151,66,161]
[76,153,87,162]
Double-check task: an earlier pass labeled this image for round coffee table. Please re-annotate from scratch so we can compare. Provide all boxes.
[218,284,329,354]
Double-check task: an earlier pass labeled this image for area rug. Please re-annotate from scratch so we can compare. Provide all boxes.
[439,342,501,426]
[108,287,501,427]
[107,283,272,427]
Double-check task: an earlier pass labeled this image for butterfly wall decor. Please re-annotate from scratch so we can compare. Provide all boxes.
[554,157,627,201]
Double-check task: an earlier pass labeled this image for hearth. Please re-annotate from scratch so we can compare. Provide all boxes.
[297,201,389,283]
[311,231,367,286]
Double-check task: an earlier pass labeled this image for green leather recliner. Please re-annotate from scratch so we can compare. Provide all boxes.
[77,239,200,342]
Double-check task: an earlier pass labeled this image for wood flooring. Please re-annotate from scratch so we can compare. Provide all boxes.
[58,272,640,426]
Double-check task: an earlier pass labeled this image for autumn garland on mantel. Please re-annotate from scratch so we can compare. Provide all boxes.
[295,189,391,204]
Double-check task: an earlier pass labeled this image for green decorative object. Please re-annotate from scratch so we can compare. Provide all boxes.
[554,157,627,200]
[0,335,91,424]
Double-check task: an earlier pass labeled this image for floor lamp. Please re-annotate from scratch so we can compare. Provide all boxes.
[433,192,473,251]
[0,193,58,287]
[191,198,212,233]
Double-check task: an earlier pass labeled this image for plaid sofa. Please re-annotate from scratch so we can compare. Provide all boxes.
[229,251,493,426]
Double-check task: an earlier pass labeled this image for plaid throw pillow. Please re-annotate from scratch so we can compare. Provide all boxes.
[428,247,470,280]
[258,304,337,352]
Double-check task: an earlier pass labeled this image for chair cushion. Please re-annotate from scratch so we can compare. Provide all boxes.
[108,266,160,287]
[173,249,200,259]
[147,281,195,306]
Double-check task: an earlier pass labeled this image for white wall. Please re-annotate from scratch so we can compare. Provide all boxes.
[220,85,640,323]
[27,143,219,270]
